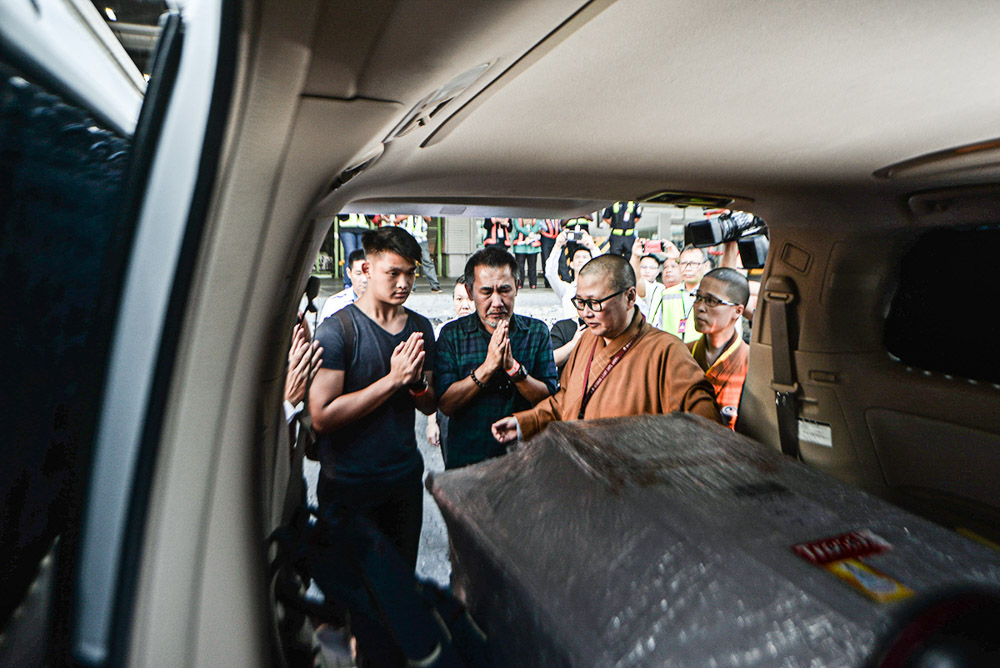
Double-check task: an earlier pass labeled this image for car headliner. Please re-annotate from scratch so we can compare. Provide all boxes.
[279,0,1000,223]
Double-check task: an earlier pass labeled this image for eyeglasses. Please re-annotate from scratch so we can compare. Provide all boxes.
[689,291,739,308]
[571,288,628,312]
[678,261,705,268]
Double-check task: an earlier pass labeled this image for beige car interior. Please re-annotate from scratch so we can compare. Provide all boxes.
[126,0,1000,663]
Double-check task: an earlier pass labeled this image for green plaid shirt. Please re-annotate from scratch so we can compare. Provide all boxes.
[434,313,558,469]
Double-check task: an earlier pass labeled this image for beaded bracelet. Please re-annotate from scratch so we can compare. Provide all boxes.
[470,368,488,390]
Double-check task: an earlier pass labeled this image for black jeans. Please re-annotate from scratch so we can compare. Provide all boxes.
[317,465,424,569]
[609,233,634,257]
[540,236,556,287]
[515,252,539,288]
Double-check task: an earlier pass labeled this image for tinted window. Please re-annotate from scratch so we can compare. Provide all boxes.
[884,226,1000,383]
[0,62,133,627]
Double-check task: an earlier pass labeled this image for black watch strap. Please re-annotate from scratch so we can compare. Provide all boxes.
[407,374,428,392]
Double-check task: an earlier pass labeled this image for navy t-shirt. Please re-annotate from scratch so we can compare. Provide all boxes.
[313,304,436,482]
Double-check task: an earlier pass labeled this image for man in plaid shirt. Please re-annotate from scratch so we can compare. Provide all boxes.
[435,247,559,469]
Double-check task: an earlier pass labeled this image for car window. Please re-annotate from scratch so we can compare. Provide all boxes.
[884,226,1000,384]
[0,60,134,634]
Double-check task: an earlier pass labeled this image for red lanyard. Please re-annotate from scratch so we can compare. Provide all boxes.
[578,320,645,420]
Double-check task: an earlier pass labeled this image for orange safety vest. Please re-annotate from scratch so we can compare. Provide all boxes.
[539,218,561,239]
[484,218,511,246]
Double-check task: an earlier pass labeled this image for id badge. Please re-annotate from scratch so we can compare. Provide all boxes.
[678,318,686,334]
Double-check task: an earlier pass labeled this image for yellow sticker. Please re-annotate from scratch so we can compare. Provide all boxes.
[824,558,913,603]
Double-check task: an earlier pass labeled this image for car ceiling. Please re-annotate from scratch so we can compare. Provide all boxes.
[293,0,1000,223]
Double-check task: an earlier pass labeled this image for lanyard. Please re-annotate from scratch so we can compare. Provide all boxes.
[678,289,695,334]
[578,319,645,419]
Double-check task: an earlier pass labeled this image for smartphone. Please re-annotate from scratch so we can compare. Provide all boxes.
[643,239,664,253]
[566,230,585,242]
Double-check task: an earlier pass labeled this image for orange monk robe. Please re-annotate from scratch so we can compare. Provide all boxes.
[687,334,749,430]
[514,308,721,440]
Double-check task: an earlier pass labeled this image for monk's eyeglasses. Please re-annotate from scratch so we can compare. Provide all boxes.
[571,288,628,312]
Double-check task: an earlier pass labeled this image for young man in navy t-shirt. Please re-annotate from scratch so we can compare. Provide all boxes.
[309,225,437,568]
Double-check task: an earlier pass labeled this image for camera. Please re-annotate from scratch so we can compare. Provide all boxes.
[685,210,765,247]
[642,239,664,254]
[566,230,585,242]
[684,210,769,269]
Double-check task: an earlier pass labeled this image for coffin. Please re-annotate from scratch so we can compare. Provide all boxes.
[427,414,1000,666]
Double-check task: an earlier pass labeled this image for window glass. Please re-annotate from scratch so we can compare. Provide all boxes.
[0,61,133,628]
[884,226,1000,383]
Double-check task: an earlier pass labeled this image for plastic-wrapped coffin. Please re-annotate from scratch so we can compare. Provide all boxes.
[427,413,1000,667]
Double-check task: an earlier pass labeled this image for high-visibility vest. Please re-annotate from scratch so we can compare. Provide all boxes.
[608,201,640,234]
[339,213,372,230]
[539,219,561,238]
[484,218,511,246]
[397,215,428,243]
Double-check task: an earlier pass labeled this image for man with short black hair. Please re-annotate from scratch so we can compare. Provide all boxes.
[435,247,558,469]
[687,267,750,430]
[319,248,367,321]
[309,225,437,569]
[390,214,442,292]
[492,254,720,443]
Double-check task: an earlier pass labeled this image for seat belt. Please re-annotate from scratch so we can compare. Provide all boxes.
[764,276,800,459]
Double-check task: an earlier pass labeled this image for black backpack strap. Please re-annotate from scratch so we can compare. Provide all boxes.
[335,307,355,365]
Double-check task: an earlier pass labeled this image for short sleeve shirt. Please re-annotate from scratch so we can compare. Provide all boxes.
[314,304,436,482]
[434,313,558,469]
[549,318,583,372]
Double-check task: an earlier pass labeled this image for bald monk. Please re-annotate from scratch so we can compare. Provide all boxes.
[492,254,721,444]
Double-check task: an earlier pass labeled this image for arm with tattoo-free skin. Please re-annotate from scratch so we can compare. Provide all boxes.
[629,237,648,299]
[552,322,585,368]
[310,332,433,432]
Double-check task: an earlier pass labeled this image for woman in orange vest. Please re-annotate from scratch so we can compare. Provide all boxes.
[483,216,512,250]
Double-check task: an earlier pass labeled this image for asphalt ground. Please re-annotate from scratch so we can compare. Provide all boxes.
[304,274,567,587]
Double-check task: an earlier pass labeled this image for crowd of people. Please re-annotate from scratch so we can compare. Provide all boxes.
[283,209,758,662]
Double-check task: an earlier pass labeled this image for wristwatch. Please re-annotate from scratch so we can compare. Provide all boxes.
[507,360,527,382]
[407,374,428,393]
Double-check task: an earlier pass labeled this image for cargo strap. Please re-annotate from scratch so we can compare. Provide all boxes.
[764,276,800,459]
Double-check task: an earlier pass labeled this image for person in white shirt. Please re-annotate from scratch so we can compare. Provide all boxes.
[630,238,681,330]
[547,229,649,320]
[545,229,602,319]
[319,249,368,323]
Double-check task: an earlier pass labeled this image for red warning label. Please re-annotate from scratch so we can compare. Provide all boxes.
[792,529,891,565]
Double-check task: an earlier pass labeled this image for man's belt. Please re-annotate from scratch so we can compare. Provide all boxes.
[611,228,635,236]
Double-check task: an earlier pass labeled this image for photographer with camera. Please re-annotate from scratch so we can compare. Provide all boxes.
[662,209,769,343]
[685,210,769,272]
[629,237,681,330]
[546,227,602,319]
